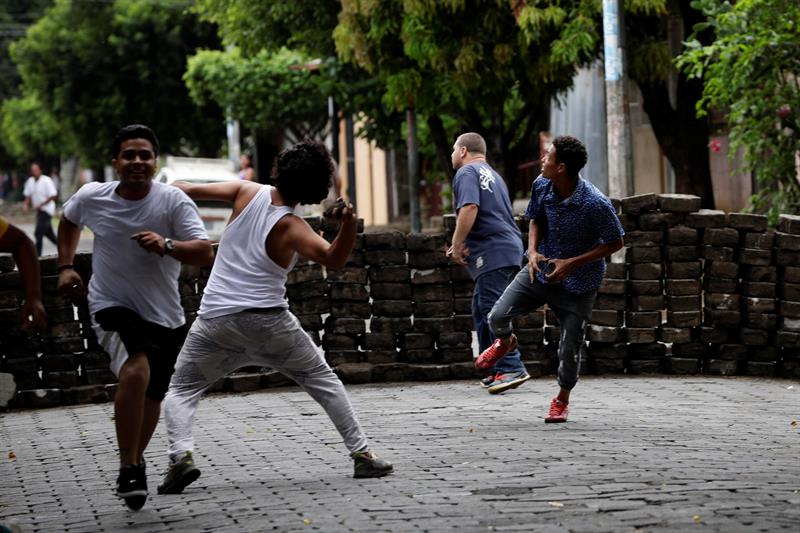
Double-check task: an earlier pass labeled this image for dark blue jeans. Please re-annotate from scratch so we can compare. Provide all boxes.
[472,266,525,375]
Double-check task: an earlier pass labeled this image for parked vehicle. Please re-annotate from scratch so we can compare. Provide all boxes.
[155,156,238,241]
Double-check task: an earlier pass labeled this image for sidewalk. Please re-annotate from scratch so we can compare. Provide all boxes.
[1,376,798,532]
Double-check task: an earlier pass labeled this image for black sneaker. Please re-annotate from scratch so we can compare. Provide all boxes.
[157,451,201,494]
[116,464,147,511]
[480,375,497,388]
[487,371,530,395]
[352,451,394,478]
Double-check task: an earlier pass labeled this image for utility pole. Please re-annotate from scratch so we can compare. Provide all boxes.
[602,0,633,199]
[406,109,420,233]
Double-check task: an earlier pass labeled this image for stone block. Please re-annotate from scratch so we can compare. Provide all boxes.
[666,261,702,278]
[783,266,800,283]
[4,357,38,374]
[744,298,775,314]
[287,264,324,285]
[452,282,475,298]
[453,314,474,331]
[324,317,365,335]
[364,350,400,364]
[370,317,413,334]
[745,266,777,282]
[365,249,407,266]
[627,359,663,374]
[596,294,627,310]
[323,334,359,351]
[745,361,776,376]
[286,281,327,300]
[740,328,770,346]
[42,370,79,389]
[326,267,368,284]
[626,246,662,263]
[625,328,657,343]
[290,297,330,315]
[667,225,699,244]
[715,343,748,360]
[704,278,738,293]
[368,266,410,283]
[588,325,622,343]
[408,252,449,269]
[639,211,682,230]
[408,364,452,381]
[404,349,435,363]
[454,298,472,314]
[743,232,775,250]
[591,357,626,374]
[333,363,373,384]
[741,282,776,298]
[80,350,110,370]
[618,213,637,231]
[658,193,702,212]
[512,311,545,328]
[745,313,777,330]
[406,233,446,252]
[628,294,665,311]
[626,311,661,327]
[371,300,413,317]
[363,230,406,250]
[411,269,450,284]
[628,263,662,280]
[370,283,411,300]
[330,283,369,301]
[738,248,772,266]
[685,209,727,228]
[777,249,800,266]
[625,230,663,247]
[748,345,779,362]
[667,295,701,312]
[659,328,693,344]
[703,309,741,328]
[665,357,701,374]
[704,227,740,246]
[605,262,626,278]
[590,310,624,326]
[39,354,78,372]
[776,214,800,234]
[705,261,739,279]
[413,301,454,317]
[413,317,454,334]
[665,246,700,262]
[621,193,658,214]
[325,350,362,366]
[628,280,663,296]
[412,284,453,302]
[402,333,434,349]
[362,332,396,350]
[515,328,544,344]
[704,292,740,311]
[371,363,412,382]
[630,342,666,359]
[544,326,561,342]
[439,349,473,363]
[589,342,628,359]
[62,384,109,405]
[438,332,471,348]
[85,368,116,385]
[672,342,708,358]
[16,388,63,408]
[599,278,627,293]
[330,301,371,318]
[704,359,739,375]
[666,279,700,296]
[781,282,800,300]
[699,327,732,344]
[703,246,736,262]
[727,212,768,231]
[776,331,800,347]
[667,311,702,327]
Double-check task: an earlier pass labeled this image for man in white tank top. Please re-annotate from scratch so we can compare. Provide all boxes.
[158,139,393,495]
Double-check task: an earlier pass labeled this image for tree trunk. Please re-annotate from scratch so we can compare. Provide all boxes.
[638,75,715,208]
[426,115,454,180]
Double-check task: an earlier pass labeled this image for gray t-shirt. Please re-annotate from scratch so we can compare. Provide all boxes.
[452,162,523,279]
[63,181,208,328]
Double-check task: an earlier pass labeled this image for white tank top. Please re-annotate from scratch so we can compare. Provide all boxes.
[199,185,297,318]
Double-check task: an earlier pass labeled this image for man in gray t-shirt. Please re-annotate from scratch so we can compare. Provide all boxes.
[447,132,528,394]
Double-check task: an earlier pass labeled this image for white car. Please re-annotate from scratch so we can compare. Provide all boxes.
[155,156,239,241]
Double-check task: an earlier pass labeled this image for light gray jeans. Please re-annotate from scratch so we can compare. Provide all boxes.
[163,309,369,461]
[488,267,596,390]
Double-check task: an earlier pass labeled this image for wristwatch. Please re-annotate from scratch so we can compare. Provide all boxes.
[163,238,176,256]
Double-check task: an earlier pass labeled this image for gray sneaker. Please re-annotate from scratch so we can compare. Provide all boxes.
[487,371,530,395]
[352,451,394,478]
[157,451,201,494]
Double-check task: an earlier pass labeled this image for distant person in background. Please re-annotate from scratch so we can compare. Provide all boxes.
[239,153,256,182]
[22,162,58,256]
[0,216,46,332]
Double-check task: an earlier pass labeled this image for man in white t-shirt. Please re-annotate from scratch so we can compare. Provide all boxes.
[56,124,214,511]
[23,162,58,255]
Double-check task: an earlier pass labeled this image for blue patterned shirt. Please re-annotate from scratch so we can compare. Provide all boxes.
[525,175,624,293]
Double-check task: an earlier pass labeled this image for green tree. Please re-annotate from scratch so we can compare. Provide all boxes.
[10,0,225,170]
[0,94,71,162]
[678,0,800,219]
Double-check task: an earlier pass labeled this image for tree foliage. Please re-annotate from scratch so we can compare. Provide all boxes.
[678,0,800,219]
[10,0,225,169]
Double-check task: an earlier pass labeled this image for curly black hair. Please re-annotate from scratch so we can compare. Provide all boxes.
[272,139,334,205]
[112,124,159,159]
[552,136,587,178]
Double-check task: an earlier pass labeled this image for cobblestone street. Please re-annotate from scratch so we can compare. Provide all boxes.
[1,376,798,532]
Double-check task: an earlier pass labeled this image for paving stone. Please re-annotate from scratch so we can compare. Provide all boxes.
[657,194,702,213]
[727,212,768,231]
[776,214,800,234]
[685,209,727,228]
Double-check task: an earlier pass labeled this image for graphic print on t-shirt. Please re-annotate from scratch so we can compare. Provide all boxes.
[478,166,495,193]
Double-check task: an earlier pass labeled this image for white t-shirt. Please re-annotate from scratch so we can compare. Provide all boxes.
[63,181,209,328]
[23,175,58,216]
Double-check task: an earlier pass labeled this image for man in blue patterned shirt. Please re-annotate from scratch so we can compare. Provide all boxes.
[475,136,624,422]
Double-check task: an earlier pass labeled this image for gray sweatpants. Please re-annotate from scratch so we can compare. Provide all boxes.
[488,267,596,390]
[163,309,369,460]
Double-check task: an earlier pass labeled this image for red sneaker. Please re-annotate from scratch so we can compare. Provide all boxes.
[545,398,569,423]
[475,335,518,370]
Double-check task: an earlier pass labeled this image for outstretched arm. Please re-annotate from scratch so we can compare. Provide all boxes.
[173,180,260,221]
[0,224,46,331]
[280,206,357,269]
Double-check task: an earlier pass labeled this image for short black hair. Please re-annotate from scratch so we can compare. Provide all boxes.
[552,136,587,178]
[456,132,487,155]
[272,139,334,205]
[112,124,159,159]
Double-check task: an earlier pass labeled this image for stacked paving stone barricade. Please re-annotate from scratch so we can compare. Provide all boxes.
[1,195,799,409]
